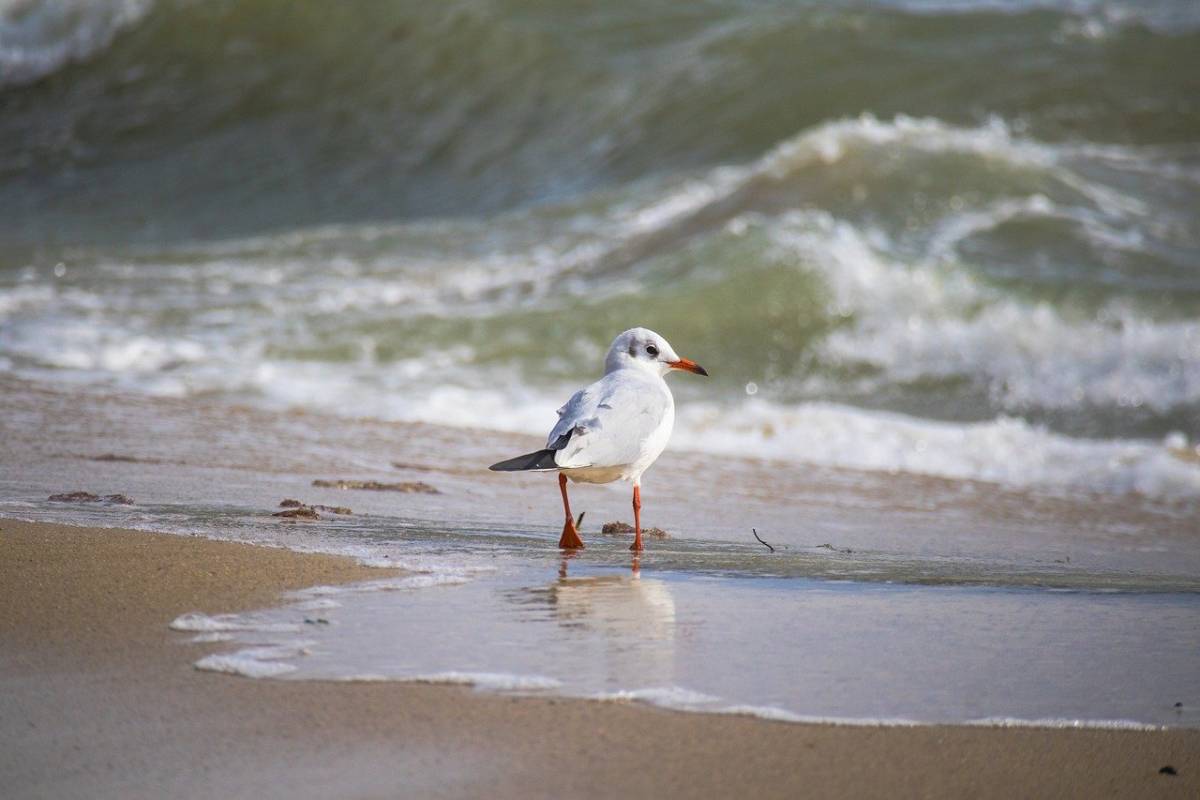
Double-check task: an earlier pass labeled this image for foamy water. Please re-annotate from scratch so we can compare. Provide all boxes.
[0,0,152,88]
[6,3,1200,502]
[2,115,1198,501]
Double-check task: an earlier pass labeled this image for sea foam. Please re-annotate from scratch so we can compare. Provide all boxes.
[168,612,301,634]
[193,643,312,679]
[589,687,925,726]
[0,0,153,88]
[675,400,1200,500]
[409,672,563,692]
[3,115,1196,502]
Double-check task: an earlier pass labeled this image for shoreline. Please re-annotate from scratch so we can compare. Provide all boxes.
[3,373,1195,580]
[2,518,1196,799]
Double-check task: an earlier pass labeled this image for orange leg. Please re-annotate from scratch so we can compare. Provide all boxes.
[629,484,644,552]
[557,473,584,549]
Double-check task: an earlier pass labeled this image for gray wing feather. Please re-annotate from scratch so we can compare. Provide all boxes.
[547,388,588,446]
[547,371,669,470]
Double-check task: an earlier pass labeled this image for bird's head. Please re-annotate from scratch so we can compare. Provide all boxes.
[604,327,708,379]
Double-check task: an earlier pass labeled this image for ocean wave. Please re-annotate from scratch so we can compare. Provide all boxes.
[2,112,1197,500]
[5,0,1193,98]
[675,401,1200,501]
[880,0,1200,33]
[0,0,151,88]
[103,345,1192,501]
[18,120,1197,430]
[3,0,1196,243]
[757,209,1200,415]
[321,375,1200,501]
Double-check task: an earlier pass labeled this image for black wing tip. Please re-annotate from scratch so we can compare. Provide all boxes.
[489,449,560,472]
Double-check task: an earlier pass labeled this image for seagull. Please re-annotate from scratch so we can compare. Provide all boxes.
[489,328,708,552]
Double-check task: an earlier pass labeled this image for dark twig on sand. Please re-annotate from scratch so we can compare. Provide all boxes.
[752,528,774,553]
[312,479,439,494]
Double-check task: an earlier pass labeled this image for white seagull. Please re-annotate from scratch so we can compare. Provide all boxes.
[489,327,708,552]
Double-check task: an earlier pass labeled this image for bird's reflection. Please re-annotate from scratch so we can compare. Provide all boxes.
[550,556,675,636]
[507,555,678,688]
[524,555,678,686]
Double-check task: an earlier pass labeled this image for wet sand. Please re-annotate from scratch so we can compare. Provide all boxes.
[2,518,1196,800]
[2,374,1195,580]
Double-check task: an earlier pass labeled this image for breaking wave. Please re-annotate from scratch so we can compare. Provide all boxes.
[2,1,1198,503]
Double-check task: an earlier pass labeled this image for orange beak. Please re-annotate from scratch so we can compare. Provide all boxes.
[668,358,709,376]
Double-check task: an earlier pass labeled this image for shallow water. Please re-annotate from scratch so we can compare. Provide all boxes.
[3,381,1197,729]
[26,483,1189,729]
[174,557,1200,728]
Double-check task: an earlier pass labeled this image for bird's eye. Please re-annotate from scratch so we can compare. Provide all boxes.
[646,344,659,357]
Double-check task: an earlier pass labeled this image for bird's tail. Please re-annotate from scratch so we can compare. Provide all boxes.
[488,449,560,472]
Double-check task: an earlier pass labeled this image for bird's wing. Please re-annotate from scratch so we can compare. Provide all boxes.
[549,371,670,469]
[547,387,589,449]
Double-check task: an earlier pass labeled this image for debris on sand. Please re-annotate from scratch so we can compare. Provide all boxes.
[312,479,440,494]
[87,453,166,465]
[273,506,320,520]
[600,521,669,539]
[390,461,438,472]
[49,492,100,503]
[48,492,134,505]
[279,499,351,515]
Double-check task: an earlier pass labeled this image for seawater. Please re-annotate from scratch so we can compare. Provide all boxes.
[2,382,1198,729]
[48,490,1200,728]
[2,1,1200,504]
[171,541,1200,729]
[2,0,1199,728]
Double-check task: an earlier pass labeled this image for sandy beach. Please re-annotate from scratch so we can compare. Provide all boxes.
[1,517,1196,799]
